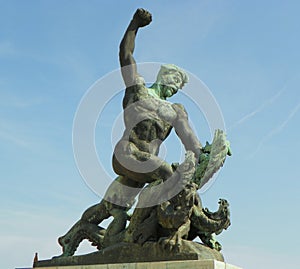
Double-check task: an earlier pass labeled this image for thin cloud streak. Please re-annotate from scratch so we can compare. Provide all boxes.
[0,130,30,148]
[249,102,300,158]
[229,86,285,130]
[269,102,300,134]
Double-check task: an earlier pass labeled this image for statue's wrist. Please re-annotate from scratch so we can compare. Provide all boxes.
[129,19,140,29]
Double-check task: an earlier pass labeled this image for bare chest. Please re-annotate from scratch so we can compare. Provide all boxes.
[124,97,177,124]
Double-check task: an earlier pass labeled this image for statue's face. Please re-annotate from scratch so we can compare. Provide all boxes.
[158,71,183,99]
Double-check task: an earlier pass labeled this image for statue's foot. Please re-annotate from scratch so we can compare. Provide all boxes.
[158,236,180,252]
[123,231,135,243]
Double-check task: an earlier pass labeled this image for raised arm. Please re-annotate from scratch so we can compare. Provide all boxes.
[119,8,152,87]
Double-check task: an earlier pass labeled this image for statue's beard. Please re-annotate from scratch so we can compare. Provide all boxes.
[160,84,177,99]
[158,85,170,99]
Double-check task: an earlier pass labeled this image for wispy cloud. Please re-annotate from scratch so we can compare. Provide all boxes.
[0,40,16,56]
[268,102,300,135]
[0,95,44,108]
[0,92,44,149]
[0,129,30,148]
[229,85,286,130]
[249,101,300,158]
[0,208,98,268]
[0,39,94,85]
[0,209,66,268]
[0,116,35,149]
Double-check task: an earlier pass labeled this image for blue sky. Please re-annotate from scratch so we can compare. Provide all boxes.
[1,1,300,268]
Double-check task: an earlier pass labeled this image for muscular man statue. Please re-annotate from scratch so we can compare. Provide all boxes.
[57,8,204,256]
[113,8,202,185]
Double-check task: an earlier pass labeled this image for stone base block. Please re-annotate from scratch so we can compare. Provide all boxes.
[32,259,242,269]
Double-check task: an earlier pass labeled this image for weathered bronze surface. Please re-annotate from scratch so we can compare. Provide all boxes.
[34,8,231,267]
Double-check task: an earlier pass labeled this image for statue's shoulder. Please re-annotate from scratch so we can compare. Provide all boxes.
[172,103,188,116]
[125,74,147,94]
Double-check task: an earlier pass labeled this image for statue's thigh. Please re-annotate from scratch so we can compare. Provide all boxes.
[113,152,173,183]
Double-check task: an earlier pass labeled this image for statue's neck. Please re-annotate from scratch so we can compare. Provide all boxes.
[149,83,166,100]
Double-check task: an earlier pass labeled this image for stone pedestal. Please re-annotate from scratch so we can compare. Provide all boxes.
[33,260,242,269]
[34,241,224,267]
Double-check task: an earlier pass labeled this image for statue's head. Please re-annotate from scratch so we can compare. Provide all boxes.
[155,64,189,99]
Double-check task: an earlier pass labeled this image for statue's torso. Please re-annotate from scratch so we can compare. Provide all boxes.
[120,84,179,155]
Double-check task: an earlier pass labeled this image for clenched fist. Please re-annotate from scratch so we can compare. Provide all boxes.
[133,8,152,27]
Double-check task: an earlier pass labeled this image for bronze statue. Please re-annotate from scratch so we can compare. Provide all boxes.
[52,8,231,263]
